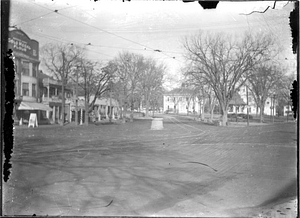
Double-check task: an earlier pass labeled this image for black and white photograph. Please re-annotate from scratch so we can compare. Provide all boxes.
[3,0,298,217]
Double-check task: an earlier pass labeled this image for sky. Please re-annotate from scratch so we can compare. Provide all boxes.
[9,0,297,90]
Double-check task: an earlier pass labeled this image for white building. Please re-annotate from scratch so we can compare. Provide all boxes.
[163,88,200,114]
[71,96,120,122]
[231,86,277,116]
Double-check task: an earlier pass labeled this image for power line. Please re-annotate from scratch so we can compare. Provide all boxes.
[31,31,114,59]
[29,0,180,62]
[11,4,77,27]
[31,30,182,60]
[11,11,54,27]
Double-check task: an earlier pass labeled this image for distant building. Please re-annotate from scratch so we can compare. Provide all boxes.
[164,85,277,116]
[228,86,277,115]
[38,71,73,124]
[70,96,120,123]
[9,29,52,125]
[283,104,292,116]
[163,87,199,114]
[234,86,277,116]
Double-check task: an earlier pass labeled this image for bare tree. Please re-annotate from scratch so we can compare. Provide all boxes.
[184,70,218,121]
[138,57,165,117]
[247,63,284,122]
[277,73,296,105]
[110,52,144,122]
[41,43,84,125]
[75,59,111,125]
[183,31,277,126]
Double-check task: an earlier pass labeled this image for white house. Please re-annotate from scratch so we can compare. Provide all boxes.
[163,88,200,114]
[231,86,277,116]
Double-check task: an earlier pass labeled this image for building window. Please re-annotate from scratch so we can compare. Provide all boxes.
[22,83,29,96]
[32,84,36,97]
[167,97,169,101]
[32,63,37,77]
[22,61,30,76]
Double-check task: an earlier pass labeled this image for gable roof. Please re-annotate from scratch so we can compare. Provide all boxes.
[164,87,194,96]
[229,92,246,105]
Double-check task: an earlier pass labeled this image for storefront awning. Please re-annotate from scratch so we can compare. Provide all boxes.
[18,102,52,111]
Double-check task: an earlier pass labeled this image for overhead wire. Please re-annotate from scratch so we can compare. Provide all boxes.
[31,31,115,59]
[11,4,77,27]
[29,0,181,62]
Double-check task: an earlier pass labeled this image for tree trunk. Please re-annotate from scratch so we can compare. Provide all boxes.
[222,110,228,126]
[259,100,264,123]
[200,98,205,120]
[198,99,202,119]
[123,104,127,123]
[84,97,89,125]
[220,102,228,126]
[210,103,215,121]
[130,101,134,122]
[145,97,150,117]
[256,105,259,116]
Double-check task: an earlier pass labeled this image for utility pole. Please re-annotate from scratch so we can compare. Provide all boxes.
[272,94,276,123]
[109,81,112,123]
[273,94,276,123]
[84,65,88,126]
[75,66,79,125]
[246,86,249,126]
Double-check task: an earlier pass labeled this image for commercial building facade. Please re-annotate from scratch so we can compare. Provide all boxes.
[9,29,51,125]
[38,71,73,124]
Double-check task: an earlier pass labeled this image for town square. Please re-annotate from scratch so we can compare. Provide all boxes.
[2,0,298,217]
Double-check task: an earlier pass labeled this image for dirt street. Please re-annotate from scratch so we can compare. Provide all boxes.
[4,115,297,217]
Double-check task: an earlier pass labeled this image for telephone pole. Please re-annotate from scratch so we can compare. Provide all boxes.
[247,86,249,126]
[75,66,79,125]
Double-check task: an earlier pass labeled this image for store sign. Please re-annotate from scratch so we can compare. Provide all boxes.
[28,113,38,128]
[8,30,39,59]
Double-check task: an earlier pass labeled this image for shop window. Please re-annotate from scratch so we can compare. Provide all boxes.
[22,83,29,96]
[22,61,30,76]
[32,84,36,97]
[50,87,56,96]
